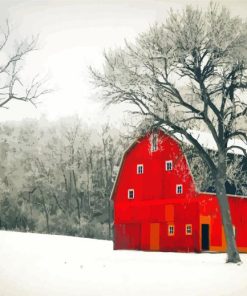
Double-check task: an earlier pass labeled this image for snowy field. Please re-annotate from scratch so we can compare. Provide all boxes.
[0,231,247,296]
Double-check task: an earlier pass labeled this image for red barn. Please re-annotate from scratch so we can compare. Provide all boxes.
[111,129,247,253]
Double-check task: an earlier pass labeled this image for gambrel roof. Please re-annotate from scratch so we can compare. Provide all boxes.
[111,128,247,200]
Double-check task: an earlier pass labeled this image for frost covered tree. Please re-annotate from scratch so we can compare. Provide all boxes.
[0,117,123,237]
[0,20,50,231]
[0,21,49,109]
[91,3,247,263]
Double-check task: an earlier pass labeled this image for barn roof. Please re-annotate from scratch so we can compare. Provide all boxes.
[110,128,247,200]
[173,129,247,156]
[186,151,247,196]
[164,128,247,196]
[110,133,147,201]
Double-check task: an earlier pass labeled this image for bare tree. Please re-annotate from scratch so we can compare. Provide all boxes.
[100,124,118,239]
[0,20,50,109]
[91,3,247,263]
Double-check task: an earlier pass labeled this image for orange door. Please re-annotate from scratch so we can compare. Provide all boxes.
[150,223,160,251]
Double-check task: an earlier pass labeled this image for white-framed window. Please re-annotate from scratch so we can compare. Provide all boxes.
[137,164,144,174]
[168,225,175,236]
[151,132,158,152]
[186,224,192,235]
[165,160,173,171]
[176,184,183,194]
[128,189,135,199]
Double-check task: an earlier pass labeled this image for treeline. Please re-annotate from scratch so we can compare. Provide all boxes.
[0,118,246,240]
[0,117,126,240]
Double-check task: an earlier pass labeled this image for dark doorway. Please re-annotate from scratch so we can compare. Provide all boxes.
[201,224,209,251]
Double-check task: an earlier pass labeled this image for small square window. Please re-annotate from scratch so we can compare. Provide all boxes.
[128,189,134,199]
[168,225,175,236]
[166,160,173,171]
[186,224,192,235]
[176,184,183,194]
[137,164,144,174]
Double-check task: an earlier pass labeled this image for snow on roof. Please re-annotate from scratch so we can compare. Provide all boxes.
[165,128,247,156]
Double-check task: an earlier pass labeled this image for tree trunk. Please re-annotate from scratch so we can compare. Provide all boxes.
[72,170,81,225]
[75,196,81,225]
[41,201,50,234]
[215,153,241,263]
[40,189,50,234]
[108,200,111,240]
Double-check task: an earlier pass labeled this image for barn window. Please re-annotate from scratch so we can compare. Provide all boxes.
[186,224,192,235]
[137,164,144,174]
[168,225,175,236]
[151,132,158,152]
[166,160,173,171]
[128,189,134,199]
[176,184,183,194]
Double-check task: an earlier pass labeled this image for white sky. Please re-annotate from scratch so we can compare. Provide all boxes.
[0,0,247,125]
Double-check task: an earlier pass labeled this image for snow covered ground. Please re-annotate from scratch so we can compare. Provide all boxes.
[0,231,247,296]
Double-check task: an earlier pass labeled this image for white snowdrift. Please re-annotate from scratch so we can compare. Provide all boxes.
[0,231,247,296]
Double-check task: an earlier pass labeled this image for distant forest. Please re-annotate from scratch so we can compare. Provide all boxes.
[0,117,246,240]
[0,117,127,240]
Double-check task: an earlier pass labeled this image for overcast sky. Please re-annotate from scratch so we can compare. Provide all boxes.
[0,0,247,125]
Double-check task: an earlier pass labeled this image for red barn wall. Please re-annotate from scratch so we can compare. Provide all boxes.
[114,198,200,252]
[198,193,247,252]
